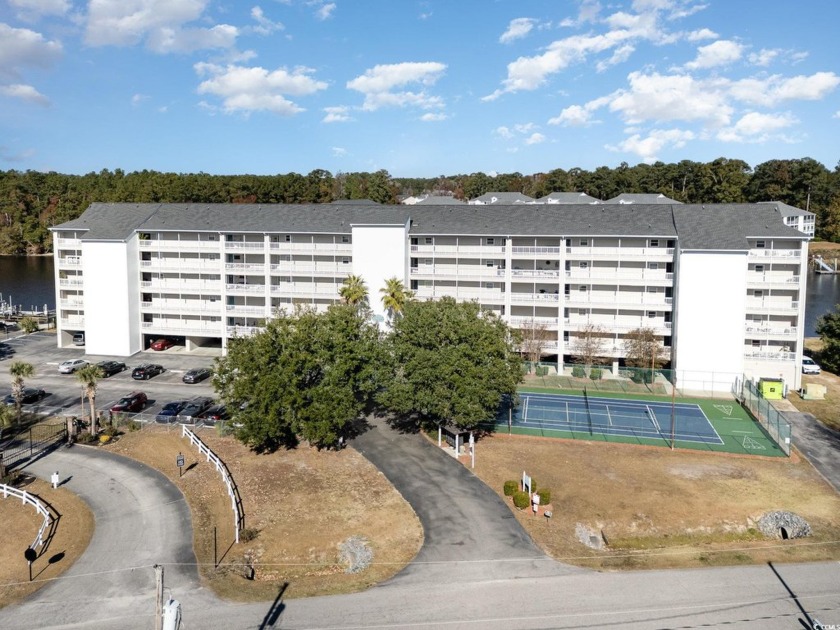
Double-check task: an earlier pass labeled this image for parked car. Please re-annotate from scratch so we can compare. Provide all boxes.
[4,387,46,405]
[72,332,85,346]
[97,360,127,377]
[178,396,214,424]
[183,367,212,384]
[58,358,89,374]
[802,356,822,374]
[156,400,187,424]
[198,404,228,425]
[150,338,174,351]
[110,391,148,413]
[132,364,165,380]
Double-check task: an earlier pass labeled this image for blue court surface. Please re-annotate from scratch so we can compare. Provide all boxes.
[502,392,724,445]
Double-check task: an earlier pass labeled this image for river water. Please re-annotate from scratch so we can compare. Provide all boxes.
[1,256,839,335]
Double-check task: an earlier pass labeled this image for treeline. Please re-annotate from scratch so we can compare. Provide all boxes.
[2,157,839,255]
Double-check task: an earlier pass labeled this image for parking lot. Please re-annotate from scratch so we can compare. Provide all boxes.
[0,331,219,424]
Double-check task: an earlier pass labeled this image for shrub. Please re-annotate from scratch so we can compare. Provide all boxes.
[589,368,602,381]
[512,491,530,509]
[537,488,551,505]
[503,480,518,496]
[77,432,97,444]
[535,365,549,377]
[1,470,20,486]
[101,425,120,437]
[572,366,585,378]
[19,316,39,334]
[99,434,112,444]
[125,420,141,432]
[239,527,259,542]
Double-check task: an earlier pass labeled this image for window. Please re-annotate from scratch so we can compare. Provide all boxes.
[649,239,660,247]
[647,311,656,318]
[209,235,217,241]
[424,259,432,266]
[486,238,495,245]
[410,280,418,290]
[578,285,587,292]
[648,262,658,270]
[563,331,570,342]
[342,257,350,264]
[751,340,761,348]
[578,309,587,316]
[284,234,291,242]
[486,260,496,267]
[579,239,588,246]
[756,240,766,248]
[755,264,764,273]
[485,282,495,289]
[579,261,588,269]
[425,237,433,245]
[341,235,350,243]
[647,286,661,293]
[754,290,763,297]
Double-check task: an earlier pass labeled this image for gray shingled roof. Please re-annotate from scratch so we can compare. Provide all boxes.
[536,192,601,204]
[52,201,805,248]
[673,204,805,250]
[605,193,682,204]
[407,204,677,237]
[757,200,813,218]
[413,195,467,205]
[469,192,535,204]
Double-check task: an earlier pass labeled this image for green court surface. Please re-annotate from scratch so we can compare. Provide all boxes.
[494,386,788,457]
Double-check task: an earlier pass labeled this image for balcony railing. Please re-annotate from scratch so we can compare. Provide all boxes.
[224,263,266,272]
[510,246,561,255]
[510,269,561,279]
[141,301,222,314]
[224,241,265,250]
[745,325,798,337]
[566,246,674,258]
[60,317,85,327]
[59,278,84,287]
[226,284,267,294]
[57,256,81,267]
[140,260,221,271]
[142,321,222,334]
[225,305,267,315]
[563,270,673,282]
[510,293,561,302]
[270,261,348,274]
[748,249,800,259]
[745,299,799,312]
[746,273,800,285]
[743,350,796,362]
[284,243,352,253]
[509,316,560,327]
[140,281,221,292]
[226,325,264,337]
[410,245,506,255]
[139,239,220,251]
[56,238,81,247]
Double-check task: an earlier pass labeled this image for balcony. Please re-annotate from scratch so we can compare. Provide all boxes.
[509,269,561,279]
[746,273,801,287]
[284,242,352,254]
[140,259,221,272]
[59,278,84,287]
[565,320,672,334]
[566,246,674,261]
[270,261,348,275]
[59,299,84,308]
[510,292,561,303]
[57,256,82,268]
[140,300,222,314]
[271,283,342,297]
[56,238,81,247]
[564,294,673,308]
[140,239,220,251]
[225,305,267,316]
[226,284,267,295]
[510,246,561,256]
[140,280,221,292]
[563,269,673,283]
[224,241,265,250]
[226,325,264,337]
[509,316,560,329]
[60,317,85,327]
[748,249,801,260]
[141,320,222,334]
[745,299,799,313]
[411,265,502,279]
[225,262,266,273]
[410,244,506,256]
[743,350,796,362]
[745,325,798,338]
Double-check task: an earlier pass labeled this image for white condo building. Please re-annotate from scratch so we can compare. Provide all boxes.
[51,201,812,393]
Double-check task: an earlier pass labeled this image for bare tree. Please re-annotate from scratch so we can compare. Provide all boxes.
[572,323,608,369]
[519,320,552,363]
[624,327,668,382]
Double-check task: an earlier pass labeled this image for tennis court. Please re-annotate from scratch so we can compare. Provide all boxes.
[507,391,723,445]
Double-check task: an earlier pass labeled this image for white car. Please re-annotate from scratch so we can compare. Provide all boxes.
[802,356,821,375]
[58,359,89,374]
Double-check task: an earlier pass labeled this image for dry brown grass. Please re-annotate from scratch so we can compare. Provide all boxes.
[0,475,94,609]
[471,434,840,570]
[790,369,840,432]
[103,425,423,601]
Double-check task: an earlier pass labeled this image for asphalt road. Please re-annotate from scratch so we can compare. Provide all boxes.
[784,410,840,492]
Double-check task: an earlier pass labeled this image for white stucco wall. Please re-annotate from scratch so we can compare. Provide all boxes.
[673,251,747,393]
[351,224,408,324]
[81,239,140,356]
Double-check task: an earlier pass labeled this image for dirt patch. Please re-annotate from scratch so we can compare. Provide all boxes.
[102,425,423,601]
[471,434,840,570]
[792,354,840,432]
[0,474,94,609]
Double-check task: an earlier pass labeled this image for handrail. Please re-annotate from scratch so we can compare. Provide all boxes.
[1,484,56,551]
[181,426,244,543]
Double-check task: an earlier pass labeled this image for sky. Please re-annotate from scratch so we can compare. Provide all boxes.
[1,0,839,178]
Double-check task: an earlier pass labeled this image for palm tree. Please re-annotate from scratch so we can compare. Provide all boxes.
[379,276,414,323]
[339,274,369,308]
[9,361,34,426]
[76,364,104,436]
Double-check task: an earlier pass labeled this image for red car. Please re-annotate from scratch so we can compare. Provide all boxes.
[150,338,174,351]
[110,391,148,413]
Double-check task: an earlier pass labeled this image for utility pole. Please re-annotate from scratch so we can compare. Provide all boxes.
[154,564,164,630]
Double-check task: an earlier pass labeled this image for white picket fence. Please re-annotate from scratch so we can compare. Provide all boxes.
[1,484,56,551]
[180,426,244,543]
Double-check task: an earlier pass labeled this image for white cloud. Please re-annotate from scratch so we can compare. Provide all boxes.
[500,18,536,44]
[9,0,70,19]
[729,72,840,107]
[514,122,537,134]
[748,48,779,67]
[607,127,695,162]
[524,132,546,145]
[195,63,328,115]
[420,112,447,121]
[0,83,50,106]
[596,44,635,72]
[716,111,798,142]
[322,105,351,123]
[686,27,717,41]
[251,6,284,36]
[331,146,347,157]
[0,24,63,79]
[0,146,36,163]
[495,126,514,139]
[548,104,595,126]
[315,2,335,20]
[84,0,239,53]
[131,93,149,106]
[347,62,446,112]
[684,39,743,70]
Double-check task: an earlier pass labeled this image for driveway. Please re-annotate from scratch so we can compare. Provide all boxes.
[784,410,840,492]
[0,447,214,630]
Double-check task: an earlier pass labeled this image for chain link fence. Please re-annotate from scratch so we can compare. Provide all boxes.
[737,378,792,456]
